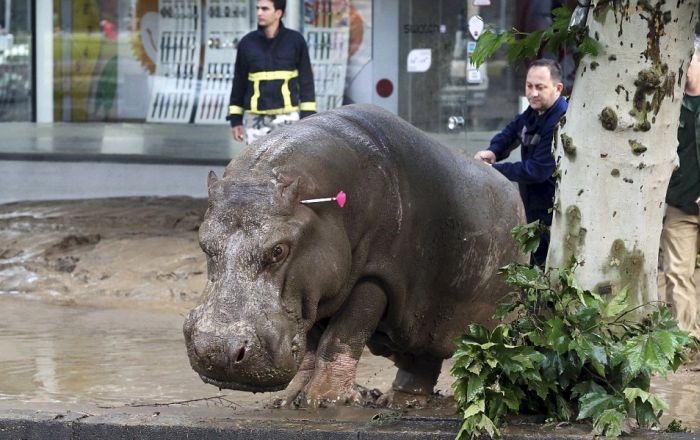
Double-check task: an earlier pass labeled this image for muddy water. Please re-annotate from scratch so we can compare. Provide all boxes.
[0,295,407,409]
[1,293,699,431]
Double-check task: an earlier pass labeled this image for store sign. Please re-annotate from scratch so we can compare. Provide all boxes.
[403,23,440,34]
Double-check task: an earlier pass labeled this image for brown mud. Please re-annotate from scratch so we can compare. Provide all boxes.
[0,197,207,312]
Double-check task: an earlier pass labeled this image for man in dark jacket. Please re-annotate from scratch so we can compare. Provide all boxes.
[474,58,567,266]
[228,0,316,144]
[660,37,700,339]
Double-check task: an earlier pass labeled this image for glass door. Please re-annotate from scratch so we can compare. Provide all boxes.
[397,1,575,155]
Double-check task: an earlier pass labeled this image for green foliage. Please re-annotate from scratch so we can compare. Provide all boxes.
[451,259,699,439]
[510,220,545,255]
[471,6,599,69]
[666,419,691,433]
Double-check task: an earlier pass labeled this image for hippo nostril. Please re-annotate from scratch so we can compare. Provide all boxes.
[233,340,248,363]
[235,346,246,363]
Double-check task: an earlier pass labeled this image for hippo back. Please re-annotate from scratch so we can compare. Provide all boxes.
[226,104,526,359]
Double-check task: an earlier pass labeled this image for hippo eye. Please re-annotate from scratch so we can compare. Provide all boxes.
[268,243,289,265]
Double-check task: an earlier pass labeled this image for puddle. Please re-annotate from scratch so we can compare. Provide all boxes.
[0,295,402,409]
[653,372,700,430]
[0,295,237,406]
[1,294,698,431]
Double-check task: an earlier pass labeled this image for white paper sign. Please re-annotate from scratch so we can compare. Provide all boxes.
[468,15,484,40]
[407,49,432,73]
[467,68,482,83]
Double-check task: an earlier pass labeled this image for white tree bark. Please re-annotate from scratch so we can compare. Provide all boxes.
[548,0,697,309]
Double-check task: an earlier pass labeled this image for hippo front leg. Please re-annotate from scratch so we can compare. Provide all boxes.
[277,326,321,406]
[287,281,387,408]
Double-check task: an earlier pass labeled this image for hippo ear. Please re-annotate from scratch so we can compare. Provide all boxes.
[207,170,219,188]
[273,168,304,207]
[207,171,221,199]
[279,177,301,207]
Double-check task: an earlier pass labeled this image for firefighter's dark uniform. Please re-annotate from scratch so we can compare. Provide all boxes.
[227,22,316,139]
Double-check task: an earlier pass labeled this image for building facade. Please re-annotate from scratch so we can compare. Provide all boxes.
[0,0,573,153]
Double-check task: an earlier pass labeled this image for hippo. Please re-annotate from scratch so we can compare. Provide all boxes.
[183,103,526,407]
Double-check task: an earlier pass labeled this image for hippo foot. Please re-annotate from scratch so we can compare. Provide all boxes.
[273,383,367,409]
[375,389,430,409]
[274,351,368,408]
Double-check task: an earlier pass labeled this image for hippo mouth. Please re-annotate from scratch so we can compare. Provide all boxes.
[199,373,289,392]
[183,303,306,394]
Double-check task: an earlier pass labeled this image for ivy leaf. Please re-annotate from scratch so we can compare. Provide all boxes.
[514,31,545,63]
[527,376,553,400]
[593,409,627,437]
[462,399,485,418]
[623,330,677,377]
[457,413,499,440]
[629,392,665,430]
[570,380,606,399]
[511,222,545,254]
[466,323,491,343]
[485,390,510,420]
[501,387,525,412]
[602,287,629,318]
[569,335,609,377]
[452,379,469,406]
[471,29,510,68]
[624,387,668,410]
[543,317,570,354]
[577,390,623,420]
[634,400,660,429]
[578,35,600,57]
[554,393,574,421]
[465,374,485,404]
[501,264,548,291]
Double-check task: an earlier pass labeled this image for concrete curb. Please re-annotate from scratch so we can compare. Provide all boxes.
[2,403,700,440]
[0,406,460,439]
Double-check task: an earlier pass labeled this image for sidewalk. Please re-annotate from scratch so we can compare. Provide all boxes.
[0,122,493,204]
[0,122,237,204]
[3,399,698,440]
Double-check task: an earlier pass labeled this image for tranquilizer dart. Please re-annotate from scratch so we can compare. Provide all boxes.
[300,190,347,208]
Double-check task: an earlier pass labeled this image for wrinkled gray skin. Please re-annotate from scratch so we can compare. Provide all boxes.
[183,104,526,408]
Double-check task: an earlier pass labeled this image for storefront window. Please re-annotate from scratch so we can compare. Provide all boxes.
[6,0,573,134]
[398,0,518,138]
[52,0,251,123]
[397,0,576,152]
[0,0,32,122]
[49,0,366,124]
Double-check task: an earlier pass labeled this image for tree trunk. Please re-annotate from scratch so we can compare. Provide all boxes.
[548,0,697,309]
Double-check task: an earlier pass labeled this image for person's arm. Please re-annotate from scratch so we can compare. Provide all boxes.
[492,119,558,184]
[297,35,316,118]
[227,43,248,129]
[488,114,525,161]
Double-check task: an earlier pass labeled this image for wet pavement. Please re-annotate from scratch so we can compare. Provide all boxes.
[1,294,700,439]
[0,294,466,439]
[0,295,404,409]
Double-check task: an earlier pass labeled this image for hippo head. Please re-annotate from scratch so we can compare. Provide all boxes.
[183,169,352,392]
